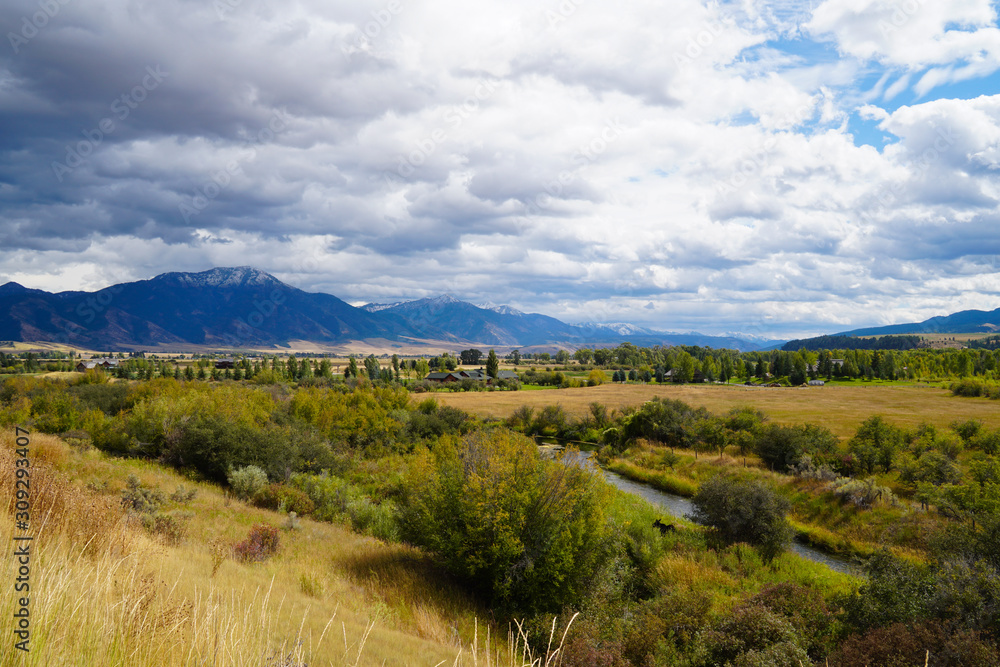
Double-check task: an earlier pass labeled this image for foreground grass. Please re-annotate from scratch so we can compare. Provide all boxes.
[0,431,539,666]
[432,383,1000,438]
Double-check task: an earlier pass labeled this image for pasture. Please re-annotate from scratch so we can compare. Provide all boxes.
[430,382,1000,438]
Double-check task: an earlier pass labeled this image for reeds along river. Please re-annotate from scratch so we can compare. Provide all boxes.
[541,441,857,576]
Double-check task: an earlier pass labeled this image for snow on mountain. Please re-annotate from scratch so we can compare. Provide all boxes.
[477,302,526,316]
[152,266,278,289]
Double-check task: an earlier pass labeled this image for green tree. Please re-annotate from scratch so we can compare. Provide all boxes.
[486,349,499,380]
[391,354,400,381]
[363,355,381,380]
[460,349,483,365]
[689,475,793,561]
[345,356,359,379]
[510,349,521,365]
[401,430,608,612]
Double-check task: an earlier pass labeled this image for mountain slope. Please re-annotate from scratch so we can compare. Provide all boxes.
[840,308,1000,336]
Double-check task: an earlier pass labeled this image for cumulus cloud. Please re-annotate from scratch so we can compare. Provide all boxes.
[1,0,999,338]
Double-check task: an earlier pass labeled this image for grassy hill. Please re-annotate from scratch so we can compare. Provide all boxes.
[0,430,523,666]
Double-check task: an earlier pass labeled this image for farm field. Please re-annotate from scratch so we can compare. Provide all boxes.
[430,382,1000,438]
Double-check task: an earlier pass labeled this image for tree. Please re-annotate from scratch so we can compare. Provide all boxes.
[363,355,381,380]
[391,354,400,381]
[460,349,483,365]
[849,416,906,474]
[415,358,430,379]
[486,349,499,380]
[345,356,359,379]
[554,349,570,364]
[573,348,594,364]
[510,349,521,365]
[689,475,792,561]
[401,430,608,612]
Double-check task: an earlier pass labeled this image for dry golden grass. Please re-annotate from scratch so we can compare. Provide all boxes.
[0,430,575,666]
[430,383,1000,438]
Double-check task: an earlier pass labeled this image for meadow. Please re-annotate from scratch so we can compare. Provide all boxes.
[430,382,1000,438]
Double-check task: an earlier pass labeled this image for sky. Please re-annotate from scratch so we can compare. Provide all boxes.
[2,0,1000,340]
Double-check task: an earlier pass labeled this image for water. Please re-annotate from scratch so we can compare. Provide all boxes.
[602,470,857,576]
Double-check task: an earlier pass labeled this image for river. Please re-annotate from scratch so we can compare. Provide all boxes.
[601,470,857,576]
[540,440,857,575]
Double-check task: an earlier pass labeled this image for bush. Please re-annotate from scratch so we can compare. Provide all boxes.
[746,582,837,658]
[227,464,268,501]
[830,620,1000,667]
[121,474,165,514]
[291,473,399,541]
[688,475,792,561]
[142,511,191,545]
[233,523,281,563]
[690,604,809,667]
[848,415,907,473]
[753,423,838,471]
[829,476,897,509]
[401,430,608,613]
[253,483,315,516]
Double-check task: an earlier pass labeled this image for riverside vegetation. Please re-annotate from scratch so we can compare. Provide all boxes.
[3,369,1000,665]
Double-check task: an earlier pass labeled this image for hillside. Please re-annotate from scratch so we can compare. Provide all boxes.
[839,308,1000,336]
[0,430,506,666]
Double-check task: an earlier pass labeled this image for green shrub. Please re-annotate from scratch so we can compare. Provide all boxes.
[121,474,165,514]
[690,604,809,667]
[252,483,315,516]
[829,476,897,509]
[227,464,268,501]
[689,475,792,562]
[401,430,608,613]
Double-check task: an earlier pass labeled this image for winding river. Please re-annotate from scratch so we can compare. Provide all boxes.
[541,441,857,576]
[601,469,856,576]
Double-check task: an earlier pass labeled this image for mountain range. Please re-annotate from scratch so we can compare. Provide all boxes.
[0,267,775,352]
[837,308,1000,336]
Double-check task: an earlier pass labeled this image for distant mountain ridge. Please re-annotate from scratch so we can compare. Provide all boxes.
[838,308,1000,336]
[1,267,775,351]
[779,307,1000,350]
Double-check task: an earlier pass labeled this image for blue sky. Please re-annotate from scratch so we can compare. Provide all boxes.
[2,0,1000,339]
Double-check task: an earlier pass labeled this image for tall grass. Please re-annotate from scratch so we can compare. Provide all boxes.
[2,431,575,666]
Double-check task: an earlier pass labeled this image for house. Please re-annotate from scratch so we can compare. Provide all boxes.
[664,369,707,383]
[426,371,463,383]
[215,358,236,369]
[808,380,825,386]
[425,368,519,384]
[75,358,119,372]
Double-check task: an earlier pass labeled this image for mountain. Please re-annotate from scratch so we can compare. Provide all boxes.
[362,295,582,346]
[838,308,1000,336]
[1,267,777,351]
[776,307,1000,351]
[0,267,409,349]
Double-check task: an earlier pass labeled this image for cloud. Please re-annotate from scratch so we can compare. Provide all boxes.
[1,0,1000,338]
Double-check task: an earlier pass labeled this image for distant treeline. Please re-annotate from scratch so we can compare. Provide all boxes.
[782,334,922,352]
[969,335,1000,350]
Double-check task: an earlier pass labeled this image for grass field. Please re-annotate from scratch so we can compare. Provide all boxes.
[0,431,528,666]
[430,382,1000,438]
